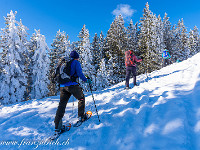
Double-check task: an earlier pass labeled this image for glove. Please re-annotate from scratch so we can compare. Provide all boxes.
[86,79,92,84]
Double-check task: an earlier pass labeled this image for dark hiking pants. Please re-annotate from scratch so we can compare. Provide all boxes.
[54,85,85,129]
[163,59,170,67]
[125,66,137,87]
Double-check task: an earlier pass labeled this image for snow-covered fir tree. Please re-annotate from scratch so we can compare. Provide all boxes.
[127,20,139,55]
[91,33,100,72]
[188,26,200,56]
[17,19,30,99]
[193,26,200,54]
[106,15,127,83]
[99,31,106,59]
[170,24,178,61]
[71,41,79,52]
[106,52,115,85]
[96,58,109,89]
[155,15,165,68]
[78,24,95,90]
[91,33,102,88]
[163,13,173,53]
[138,2,160,74]
[0,11,28,104]
[173,19,189,61]
[189,29,197,57]
[30,29,50,99]
[49,30,71,96]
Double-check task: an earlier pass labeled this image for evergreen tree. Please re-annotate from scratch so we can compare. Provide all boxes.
[17,19,30,100]
[91,33,102,88]
[71,41,79,52]
[99,31,105,60]
[106,52,115,85]
[173,19,189,61]
[0,11,28,104]
[96,58,109,89]
[189,29,197,57]
[127,20,139,55]
[155,15,165,68]
[193,26,200,53]
[30,29,50,99]
[78,24,95,90]
[106,15,127,83]
[49,30,71,96]
[91,33,100,72]
[188,26,200,56]
[163,13,173,52]
[170,24,178,61]
[138,3,159,74]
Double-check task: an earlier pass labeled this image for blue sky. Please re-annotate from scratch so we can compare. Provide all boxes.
[0,0,200,47]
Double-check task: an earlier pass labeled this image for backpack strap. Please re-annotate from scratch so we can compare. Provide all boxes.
[125,50,135,66]
[68,59,78,82]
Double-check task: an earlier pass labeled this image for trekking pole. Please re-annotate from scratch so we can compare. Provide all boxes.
[89,83,101,123]
[72,96,74,114]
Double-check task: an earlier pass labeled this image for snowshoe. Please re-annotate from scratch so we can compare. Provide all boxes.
[49,123,71,141]
[73,111,92,127]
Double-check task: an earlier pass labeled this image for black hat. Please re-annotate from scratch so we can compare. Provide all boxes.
[70,51,79,59]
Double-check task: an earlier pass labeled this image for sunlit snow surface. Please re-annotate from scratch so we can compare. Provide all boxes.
[1,53,200,150]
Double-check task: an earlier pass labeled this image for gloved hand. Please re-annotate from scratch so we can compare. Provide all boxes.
[86,79,92,84]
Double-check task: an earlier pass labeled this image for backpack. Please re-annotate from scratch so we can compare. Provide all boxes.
[54,59,75,84]
[125,50,136,66]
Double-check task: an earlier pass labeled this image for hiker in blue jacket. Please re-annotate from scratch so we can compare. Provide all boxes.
[54,50,91,133]
[162,49,172,67]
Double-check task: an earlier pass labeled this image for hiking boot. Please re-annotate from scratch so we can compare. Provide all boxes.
[79,113,88,122]
[54,129,61,136]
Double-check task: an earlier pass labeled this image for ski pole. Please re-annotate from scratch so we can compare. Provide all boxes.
[72,96,74,114]
[88,82,101,123]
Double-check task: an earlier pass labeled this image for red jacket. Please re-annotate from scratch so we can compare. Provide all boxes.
[125,50,142,67]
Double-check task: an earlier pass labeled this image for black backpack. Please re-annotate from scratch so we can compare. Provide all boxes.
[54,59,76,84]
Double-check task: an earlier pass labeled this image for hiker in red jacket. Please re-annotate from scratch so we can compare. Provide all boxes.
[125,50,142,89]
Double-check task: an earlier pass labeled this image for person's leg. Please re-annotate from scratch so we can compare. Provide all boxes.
[54,87,71,130]
[69,85,85,118]
[125,67,131,87]
[132,66,137,86]
[166,59,169,65]
[163,59,166,67]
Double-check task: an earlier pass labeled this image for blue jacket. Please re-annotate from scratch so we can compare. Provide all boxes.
[60,59,87,87]
[162,51,171,59]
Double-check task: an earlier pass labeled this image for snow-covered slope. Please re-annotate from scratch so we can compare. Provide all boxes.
[1,53,200,150]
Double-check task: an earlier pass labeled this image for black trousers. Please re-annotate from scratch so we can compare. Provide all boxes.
[54,85,85,129]
[125,66,137,87]
[163,59,170,67]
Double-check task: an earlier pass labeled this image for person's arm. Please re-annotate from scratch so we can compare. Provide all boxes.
[168,52,171,58]
[75,61,87,82]
[133,55,142,62]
